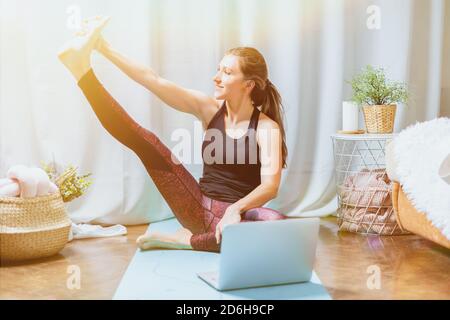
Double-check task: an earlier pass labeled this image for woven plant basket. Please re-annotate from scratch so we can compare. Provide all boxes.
[362,104,396,134]
[0,193,71,262]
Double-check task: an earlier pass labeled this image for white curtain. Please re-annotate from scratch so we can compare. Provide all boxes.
[1,0,448,224]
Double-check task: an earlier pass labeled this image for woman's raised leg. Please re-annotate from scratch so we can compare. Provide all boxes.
[58,17,213,237]
[77,69,213,235]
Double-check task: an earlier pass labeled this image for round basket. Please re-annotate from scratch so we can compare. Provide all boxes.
[0,193,71,262]
[362,104,396,134]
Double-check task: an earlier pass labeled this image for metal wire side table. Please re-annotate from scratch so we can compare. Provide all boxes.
[331,133,408,235]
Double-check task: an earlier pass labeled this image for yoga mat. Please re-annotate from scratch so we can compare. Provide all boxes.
[114,218,331,300]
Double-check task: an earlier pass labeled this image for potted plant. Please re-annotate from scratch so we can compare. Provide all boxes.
[349,65,408,133]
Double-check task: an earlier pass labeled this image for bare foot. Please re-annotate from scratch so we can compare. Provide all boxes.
[137,227,193,250]
[58,15,110,81]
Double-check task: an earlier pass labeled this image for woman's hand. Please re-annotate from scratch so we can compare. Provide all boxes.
[215,205,242,244]
[95,35,111,55]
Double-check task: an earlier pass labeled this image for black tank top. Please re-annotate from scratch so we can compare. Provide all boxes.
[199,102,261,203]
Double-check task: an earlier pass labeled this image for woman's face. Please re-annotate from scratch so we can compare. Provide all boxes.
[213,55,252,100]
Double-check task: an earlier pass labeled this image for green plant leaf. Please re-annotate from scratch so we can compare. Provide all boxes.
[349,65,408,106]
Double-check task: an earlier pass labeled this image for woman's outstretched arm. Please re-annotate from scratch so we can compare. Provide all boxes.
[95,37,219,124]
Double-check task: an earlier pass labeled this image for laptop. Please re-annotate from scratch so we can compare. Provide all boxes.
[197,217,320,291]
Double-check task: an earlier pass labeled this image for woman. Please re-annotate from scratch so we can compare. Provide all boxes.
[58,16,288,252]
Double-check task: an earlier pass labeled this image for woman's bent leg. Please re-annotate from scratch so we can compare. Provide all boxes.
[241,207,287,222]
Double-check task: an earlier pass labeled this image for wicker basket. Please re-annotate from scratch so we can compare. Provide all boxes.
[362,104,397,134]
[0,193,71,262]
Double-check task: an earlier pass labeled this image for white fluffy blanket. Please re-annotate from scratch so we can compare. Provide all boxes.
[393,117,450,240]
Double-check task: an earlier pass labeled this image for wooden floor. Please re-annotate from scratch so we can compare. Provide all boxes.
[1,217,449,300]
[315,217,450,299]
[0,224,147,300]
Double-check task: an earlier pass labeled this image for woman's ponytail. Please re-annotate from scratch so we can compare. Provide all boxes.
[260,80,288,168]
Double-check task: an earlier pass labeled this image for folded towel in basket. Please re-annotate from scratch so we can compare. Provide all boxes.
[0,165,58,198]
[340,168,392,208]
[0,178,20,197]
[338,207,399,234]
[338,169,403,234]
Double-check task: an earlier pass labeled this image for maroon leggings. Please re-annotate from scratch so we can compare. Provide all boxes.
[78,69,286,252]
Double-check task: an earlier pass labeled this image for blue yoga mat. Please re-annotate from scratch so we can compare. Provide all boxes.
[114,218,331,300]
